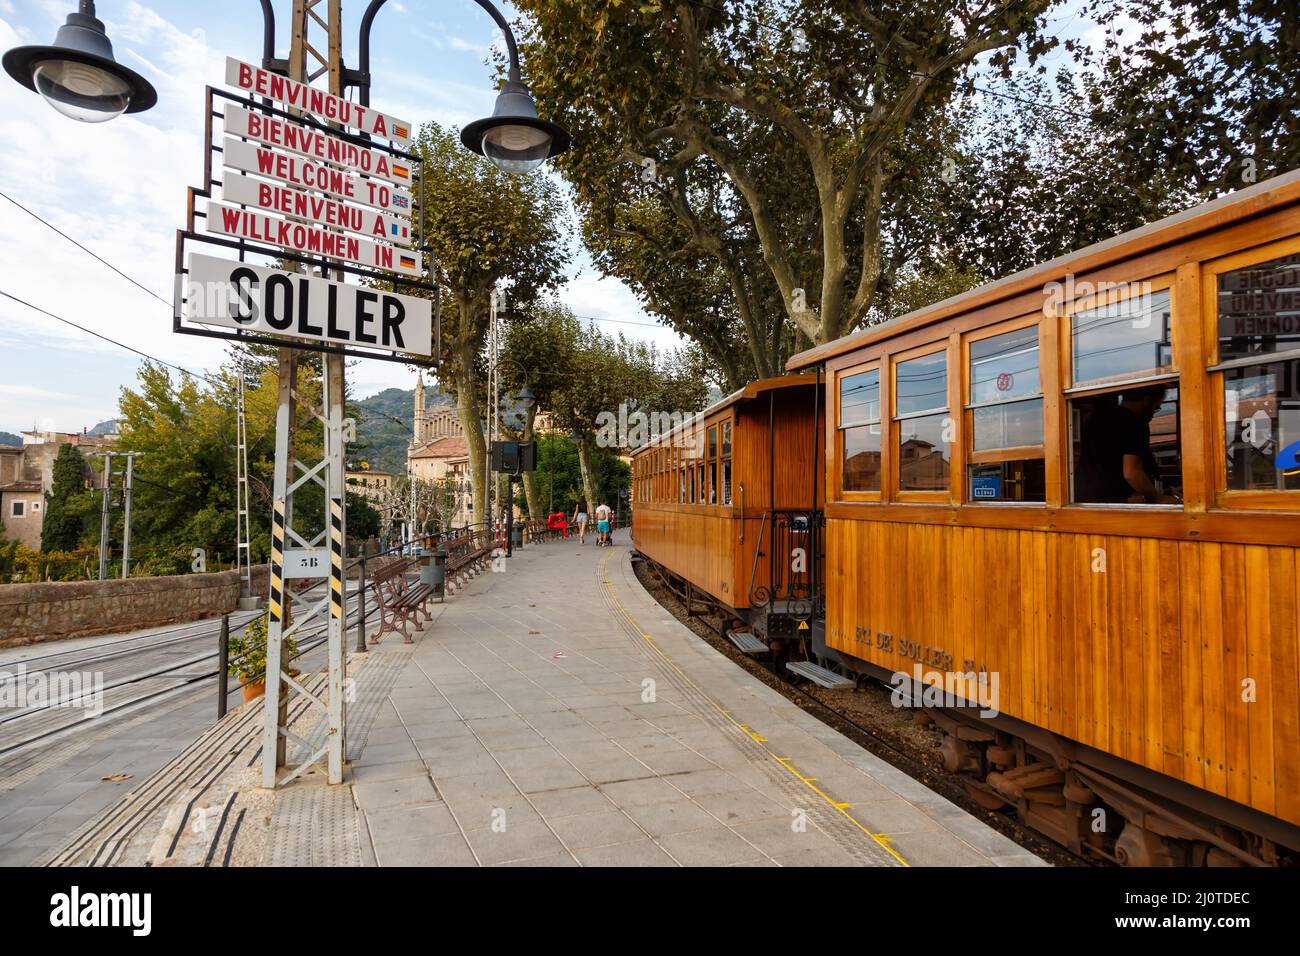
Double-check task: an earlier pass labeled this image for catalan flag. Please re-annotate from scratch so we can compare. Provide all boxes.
[393,163,410,179]
[399,254,417,270]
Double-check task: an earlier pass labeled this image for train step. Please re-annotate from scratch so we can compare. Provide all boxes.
[726,629,770,655]
[785,660,855,690]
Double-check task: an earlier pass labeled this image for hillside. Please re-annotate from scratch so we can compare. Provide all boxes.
[351,384,453,474]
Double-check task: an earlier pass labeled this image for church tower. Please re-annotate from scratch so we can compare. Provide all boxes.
[413,371,426,447]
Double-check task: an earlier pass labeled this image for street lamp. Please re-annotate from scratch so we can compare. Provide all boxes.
[357,0,570,174]
[3,1,157,123]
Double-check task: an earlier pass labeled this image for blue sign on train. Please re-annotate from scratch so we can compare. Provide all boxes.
[972,475,1002,499]
[1279,440,1300,476]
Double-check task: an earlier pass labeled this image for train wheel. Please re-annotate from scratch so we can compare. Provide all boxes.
[1114,820,1181,867]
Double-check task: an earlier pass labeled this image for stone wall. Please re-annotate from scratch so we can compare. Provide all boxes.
[0,565,270,647]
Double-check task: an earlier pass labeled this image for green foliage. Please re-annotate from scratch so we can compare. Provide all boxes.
[0,521,20,579]
[517,0,1059,355]
[346,491,382,540]
[41,444,94,552]
[533,431,628,515]
[114,359,323,573]
[1077,0,1300,196]
[5,546,96,582]
[227,612,299,684]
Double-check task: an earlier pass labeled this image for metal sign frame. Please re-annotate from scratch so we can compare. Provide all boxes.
[171,84,437,366]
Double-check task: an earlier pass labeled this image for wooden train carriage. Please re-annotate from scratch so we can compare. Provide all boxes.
[788,169,1300,865]
[631,375,823,615]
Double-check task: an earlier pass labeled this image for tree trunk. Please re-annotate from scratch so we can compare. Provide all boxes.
[453,335,487,531]
[576,434,598,518]
[521,404,541,519]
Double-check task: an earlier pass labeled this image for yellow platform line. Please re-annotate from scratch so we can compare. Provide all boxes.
[601,554,909,866]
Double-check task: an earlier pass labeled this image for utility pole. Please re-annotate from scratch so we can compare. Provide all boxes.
[259,0,348,788]
[119,451,142,578]
[234,353,254,607]
[97,451,113,581]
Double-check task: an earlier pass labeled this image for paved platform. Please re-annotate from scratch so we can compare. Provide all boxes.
[346,535,1045,867]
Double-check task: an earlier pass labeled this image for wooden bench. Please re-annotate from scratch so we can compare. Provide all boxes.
[369,555,433,644]
[444,529,495,594]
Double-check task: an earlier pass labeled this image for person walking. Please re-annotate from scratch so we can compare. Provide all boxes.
[594,500,612,547]
[572,496,590,544]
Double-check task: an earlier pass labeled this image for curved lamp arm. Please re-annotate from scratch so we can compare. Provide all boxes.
[358,0,521,109]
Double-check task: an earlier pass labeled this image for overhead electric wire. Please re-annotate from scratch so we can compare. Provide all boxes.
[0,188,173,309]
[1,289,219,386]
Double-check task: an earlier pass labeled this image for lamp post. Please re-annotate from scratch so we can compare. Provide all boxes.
[502,379,535,558]
[3,1,157,122]
[356,0,570,174]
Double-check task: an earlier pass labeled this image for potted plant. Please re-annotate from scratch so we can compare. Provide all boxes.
[228,612,300,702]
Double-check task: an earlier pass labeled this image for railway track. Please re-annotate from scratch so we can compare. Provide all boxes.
[635,555,1092,867]
[0,577,383,760]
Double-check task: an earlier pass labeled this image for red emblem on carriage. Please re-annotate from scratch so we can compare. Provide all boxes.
[996,372,1014,392]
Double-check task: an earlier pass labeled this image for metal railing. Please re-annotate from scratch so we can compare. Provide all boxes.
[746,509,824,619]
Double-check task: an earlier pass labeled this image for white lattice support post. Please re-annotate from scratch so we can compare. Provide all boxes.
[324,352,348,783]
[262,348,296,788]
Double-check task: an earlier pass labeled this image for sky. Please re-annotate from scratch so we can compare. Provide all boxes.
[0,0,680,436]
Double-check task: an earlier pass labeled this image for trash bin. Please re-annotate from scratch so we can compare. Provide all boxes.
[417,547,435,586]
[511,522,525,548]
[430,544,446,600]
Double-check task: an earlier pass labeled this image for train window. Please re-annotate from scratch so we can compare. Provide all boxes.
[720,421,733,505]
[966,325,1045,502]
[1215,251,1300,364]
[1071,287,1173,387]
[1213,252,1300,495]
[1223,360,1300,491]
[707,426,718,504]
[1070,385,1183,504]
[840,367,881,492]
[894,351,951,492]
[969,460,1046,502]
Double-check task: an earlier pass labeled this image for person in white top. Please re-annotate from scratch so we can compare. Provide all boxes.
[594,502,612,547]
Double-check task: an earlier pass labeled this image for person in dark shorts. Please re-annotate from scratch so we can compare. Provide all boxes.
[1075,386,1178,504]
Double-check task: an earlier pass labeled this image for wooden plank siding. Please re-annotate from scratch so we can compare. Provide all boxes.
[823,520,1300,826]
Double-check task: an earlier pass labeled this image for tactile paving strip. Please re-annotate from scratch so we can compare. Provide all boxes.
[598,553,905,867]
[266,782,361,867]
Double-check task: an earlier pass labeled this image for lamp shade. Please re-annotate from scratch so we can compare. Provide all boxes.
[3,6,156,122]
[460,81,570,174]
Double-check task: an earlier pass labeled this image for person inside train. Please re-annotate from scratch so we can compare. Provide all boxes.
[1074,385,1179,504]
[572,496,589,544]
